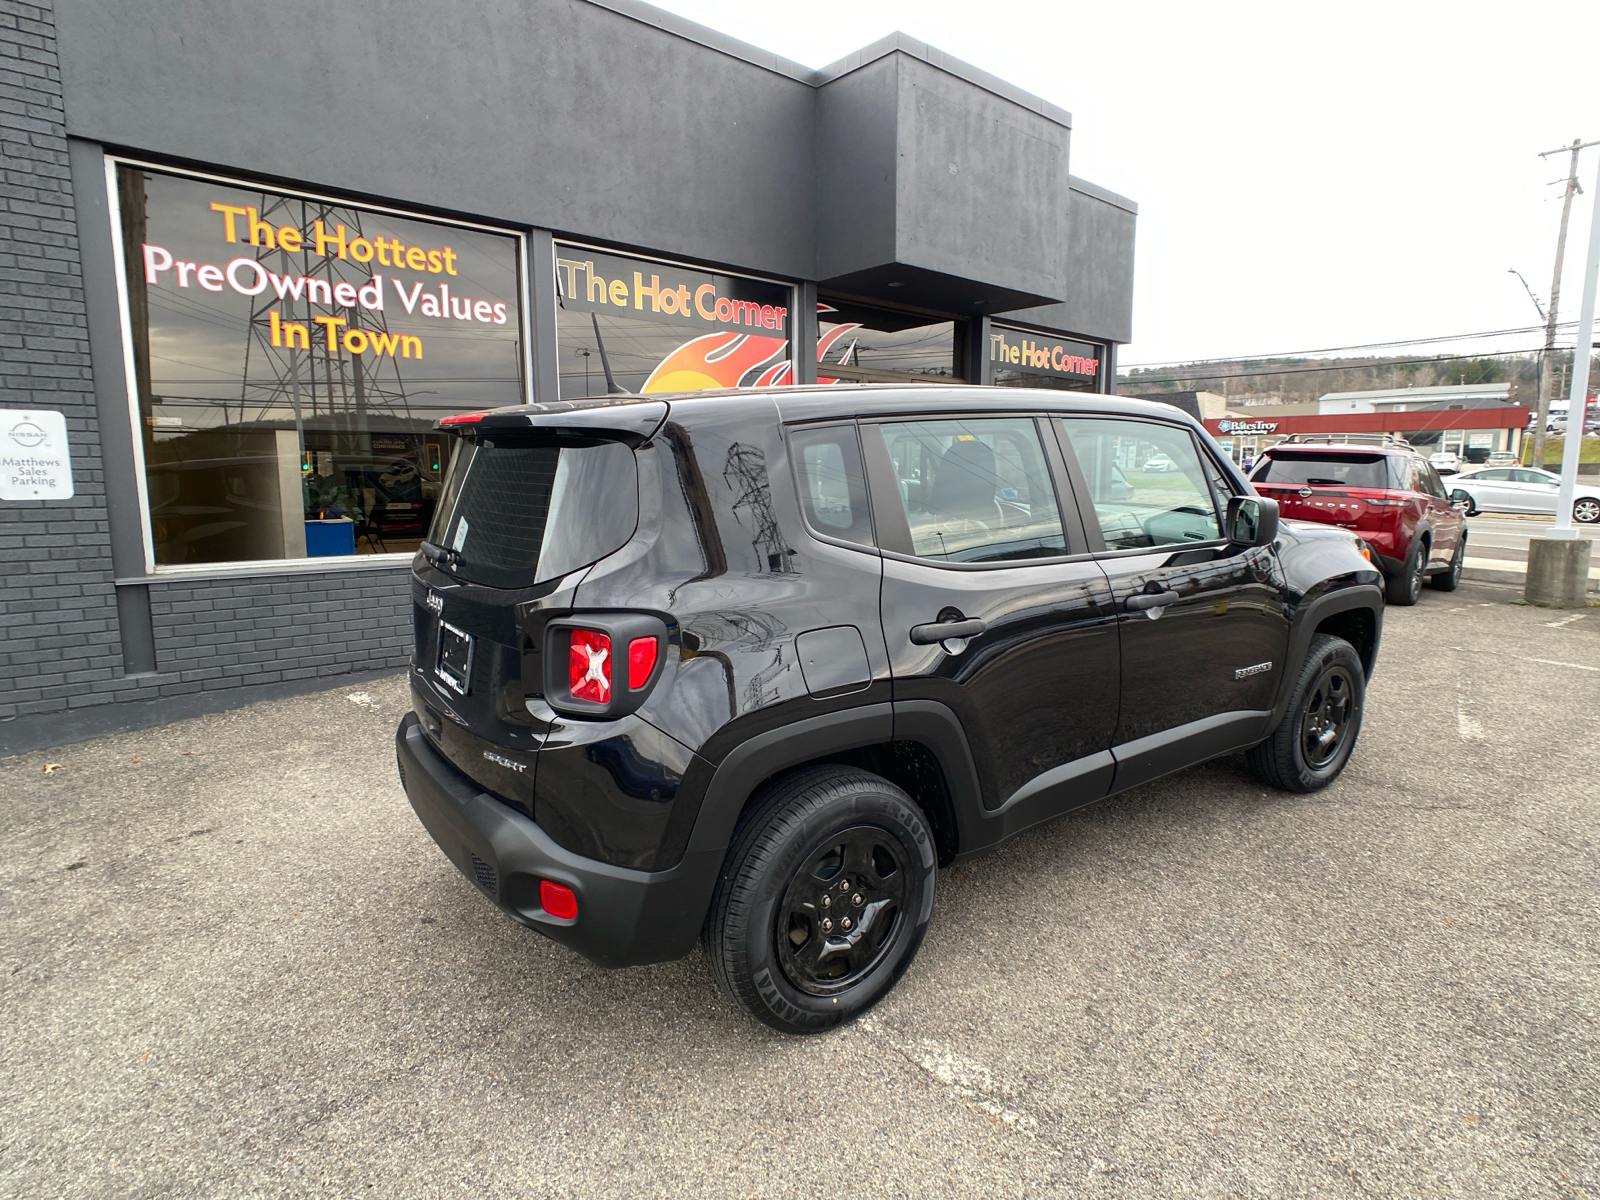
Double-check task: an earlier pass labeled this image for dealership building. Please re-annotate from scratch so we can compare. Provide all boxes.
[0,0,1138,751]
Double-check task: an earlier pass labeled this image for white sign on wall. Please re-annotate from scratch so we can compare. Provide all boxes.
[1,409,74,500]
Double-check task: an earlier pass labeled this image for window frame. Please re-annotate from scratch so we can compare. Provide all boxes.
[105,152,535,579]
[1050,415,1241,559]
[855,411,1093,570]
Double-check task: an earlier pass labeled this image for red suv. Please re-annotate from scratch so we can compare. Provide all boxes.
[1249,438,1466,605]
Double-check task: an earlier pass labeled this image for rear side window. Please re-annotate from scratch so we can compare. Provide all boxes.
[788,424,874,547]
[1251,453,1389,489]
[429,437,637,589]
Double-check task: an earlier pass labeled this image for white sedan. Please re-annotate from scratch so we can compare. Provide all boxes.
[1428,451,1461,475]
[1448,466,1600,523]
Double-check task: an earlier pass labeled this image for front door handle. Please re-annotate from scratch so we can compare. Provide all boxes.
[1126,589,1180,612]
[909,617,987,645]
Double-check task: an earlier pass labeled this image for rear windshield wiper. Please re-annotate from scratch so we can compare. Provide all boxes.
[420,541,459,571]
[1304,478,1346,486]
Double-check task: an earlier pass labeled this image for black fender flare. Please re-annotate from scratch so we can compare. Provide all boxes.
[1266,582,1384,728]
[657,704,897,947]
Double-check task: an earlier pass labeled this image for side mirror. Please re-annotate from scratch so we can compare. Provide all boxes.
[1227,495,1279,547]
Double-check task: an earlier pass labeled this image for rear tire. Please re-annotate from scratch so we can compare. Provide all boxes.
[1385,539,1426,606]
[703,766,937,1035]
[1575,497,1600,524]
[1246,634,1365,793]
[1429,534,1465,591]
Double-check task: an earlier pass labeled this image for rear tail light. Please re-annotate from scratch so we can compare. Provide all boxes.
[568,629,612,703]
[544,615,670,718]
[628,636,658,689]
[539,879,578,920]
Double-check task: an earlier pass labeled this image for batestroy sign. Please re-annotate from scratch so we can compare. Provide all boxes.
[2,410,73,500]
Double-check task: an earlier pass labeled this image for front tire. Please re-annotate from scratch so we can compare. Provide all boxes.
[704,766,937,1035]
[1429,533,1465,591]
[1246,634,1365,793]
[1575,497,1600,524]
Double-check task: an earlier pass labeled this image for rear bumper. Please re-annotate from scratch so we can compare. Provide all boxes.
[395,713,722,967]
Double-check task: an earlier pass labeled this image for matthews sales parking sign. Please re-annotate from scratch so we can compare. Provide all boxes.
[1,410,73,500]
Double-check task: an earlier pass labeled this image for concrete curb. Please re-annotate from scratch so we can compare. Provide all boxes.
[1462,561,1600,592]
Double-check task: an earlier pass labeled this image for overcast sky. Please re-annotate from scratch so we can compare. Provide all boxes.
[648,0,1600,369]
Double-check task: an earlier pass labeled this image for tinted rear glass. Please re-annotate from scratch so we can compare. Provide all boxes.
[1252,453,1389,489]
[428,437,637,589]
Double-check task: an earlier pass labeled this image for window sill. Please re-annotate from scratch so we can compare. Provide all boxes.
[117,552,415,586]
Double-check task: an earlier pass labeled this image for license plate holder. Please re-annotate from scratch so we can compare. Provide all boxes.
[435,620,474,695]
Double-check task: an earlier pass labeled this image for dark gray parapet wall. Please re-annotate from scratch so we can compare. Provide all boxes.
[51,0,1134,343]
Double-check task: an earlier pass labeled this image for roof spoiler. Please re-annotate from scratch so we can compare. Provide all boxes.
[433,399,668,446]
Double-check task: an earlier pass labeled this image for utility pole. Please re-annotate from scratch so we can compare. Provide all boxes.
[1533,138,1600,469]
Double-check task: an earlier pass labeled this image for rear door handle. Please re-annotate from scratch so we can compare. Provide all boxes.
[1125,589,1180,612]
[909,618,987,645]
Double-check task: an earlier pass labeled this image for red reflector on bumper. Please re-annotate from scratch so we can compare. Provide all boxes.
[539,880,578,920]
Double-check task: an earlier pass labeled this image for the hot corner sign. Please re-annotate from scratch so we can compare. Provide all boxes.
[2,409,73,500]
[988,325,1100,381]
[1216,419,1279,435]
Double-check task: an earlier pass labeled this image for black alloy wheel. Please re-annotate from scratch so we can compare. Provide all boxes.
[704,766,936,1034]
[1429,534,1465,591]
[1299,662,1356,770]
[1246,633,1366,793]
[1574,497,1600,524]
[777,828,908,996]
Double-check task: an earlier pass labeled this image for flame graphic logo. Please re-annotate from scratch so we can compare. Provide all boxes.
[642,332,787,393]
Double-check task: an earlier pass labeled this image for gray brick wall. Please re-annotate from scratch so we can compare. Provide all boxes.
[143,568,412,698]
[0,0,120,723]
[0,0,412,748]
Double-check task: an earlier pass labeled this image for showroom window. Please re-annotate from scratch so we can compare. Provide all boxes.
[554,245,792,396]
[815,301,957,384]
[989,324,1103,392]
[114,162,527,569]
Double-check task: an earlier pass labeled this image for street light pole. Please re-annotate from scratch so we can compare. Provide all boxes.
[1533,138,1600,470]
[1525,153,1600,607]
[1547,152,1600,540]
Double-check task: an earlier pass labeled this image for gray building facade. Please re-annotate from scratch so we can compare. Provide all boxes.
[0,0,1136,753]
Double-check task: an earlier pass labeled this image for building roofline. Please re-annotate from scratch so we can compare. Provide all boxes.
[582,2,1072,130]
[1070,175,1138,215]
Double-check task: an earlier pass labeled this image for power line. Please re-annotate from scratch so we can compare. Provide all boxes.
[1119,322,1576,371]
[1120,345,1554,388]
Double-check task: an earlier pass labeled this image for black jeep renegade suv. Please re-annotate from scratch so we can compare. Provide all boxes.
[396,387,1383,1033]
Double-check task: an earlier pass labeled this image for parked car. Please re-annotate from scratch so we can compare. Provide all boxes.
[1249,440,1467,605]
[1484,451,1518,467]
[396,389,1383,1033]
[1427,451,1461,475]
[1142,452,1174,472]
[1447,466,1600,523]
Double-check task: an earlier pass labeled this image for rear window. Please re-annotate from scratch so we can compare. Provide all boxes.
[1252,452,1390,489]
[428,436,638,589]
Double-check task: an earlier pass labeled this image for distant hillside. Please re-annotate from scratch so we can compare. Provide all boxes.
[1117,351,1570,407]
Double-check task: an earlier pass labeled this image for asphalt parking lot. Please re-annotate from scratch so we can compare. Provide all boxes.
[3,580,1597,1198]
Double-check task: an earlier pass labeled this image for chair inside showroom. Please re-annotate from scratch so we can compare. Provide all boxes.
[356,508,388,553]
[932,439,1004,530]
